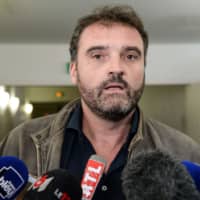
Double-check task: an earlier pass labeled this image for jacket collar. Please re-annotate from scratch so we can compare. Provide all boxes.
[30,98,81,144]
[31,97,144,150]
[128,107,144,154]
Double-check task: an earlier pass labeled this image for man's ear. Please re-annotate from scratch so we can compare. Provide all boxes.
[70,61,78,85]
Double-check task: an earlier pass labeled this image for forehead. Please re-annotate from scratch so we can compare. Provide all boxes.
[78,22,144,52]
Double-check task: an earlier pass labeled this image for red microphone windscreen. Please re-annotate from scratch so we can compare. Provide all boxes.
[81,155,106,200]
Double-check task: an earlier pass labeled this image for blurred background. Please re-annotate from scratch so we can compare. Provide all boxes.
[0,0,200,143]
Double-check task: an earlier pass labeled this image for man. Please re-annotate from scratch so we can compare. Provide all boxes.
[1,5,200,200]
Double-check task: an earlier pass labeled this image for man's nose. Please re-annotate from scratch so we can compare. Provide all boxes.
[108,56,124,75]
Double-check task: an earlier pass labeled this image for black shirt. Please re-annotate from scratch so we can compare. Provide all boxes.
[60,104,139,200]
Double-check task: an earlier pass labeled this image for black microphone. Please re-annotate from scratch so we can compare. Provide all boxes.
[23,169,82,200]
[121,150,200,200]
[0,156,28,200]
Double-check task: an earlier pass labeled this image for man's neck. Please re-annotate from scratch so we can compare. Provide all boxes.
[81,101,135,172]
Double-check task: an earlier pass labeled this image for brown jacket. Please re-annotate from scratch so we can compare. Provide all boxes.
[1,99,200,177]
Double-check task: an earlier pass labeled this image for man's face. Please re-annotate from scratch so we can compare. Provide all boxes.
[70,22,145,121]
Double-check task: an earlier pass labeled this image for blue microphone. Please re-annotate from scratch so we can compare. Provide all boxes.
[182,160,200,192]
[0,156,28,200]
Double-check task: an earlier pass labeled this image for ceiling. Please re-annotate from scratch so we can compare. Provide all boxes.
[0,0,200,44]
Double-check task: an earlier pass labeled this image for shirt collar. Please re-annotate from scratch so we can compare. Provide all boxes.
[66,104,139,137]
[66,103,82,134]
[126,107,139,146]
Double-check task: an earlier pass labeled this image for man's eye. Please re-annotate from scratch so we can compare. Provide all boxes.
[92,54,103,59]
[126,54,138,60]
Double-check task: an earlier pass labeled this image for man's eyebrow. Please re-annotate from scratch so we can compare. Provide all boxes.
[86,46,108,54]
[123,46,142,56]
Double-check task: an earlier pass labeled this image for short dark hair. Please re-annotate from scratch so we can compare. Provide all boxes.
[69,5,149,63]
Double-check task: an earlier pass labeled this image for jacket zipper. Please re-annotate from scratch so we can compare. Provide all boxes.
[35,143,42,176]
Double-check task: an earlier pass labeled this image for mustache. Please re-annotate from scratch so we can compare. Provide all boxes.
[98,74,129,93]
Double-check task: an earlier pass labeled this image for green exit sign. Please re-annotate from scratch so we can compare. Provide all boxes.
[65,62,70,74]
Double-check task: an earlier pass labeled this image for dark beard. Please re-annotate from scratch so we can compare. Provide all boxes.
[77,73,144,122]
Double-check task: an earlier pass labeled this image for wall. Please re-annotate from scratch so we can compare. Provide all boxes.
[0,43,200,85]
[185,84,200,143]
[140,85,187,132]
[24,86,80,102]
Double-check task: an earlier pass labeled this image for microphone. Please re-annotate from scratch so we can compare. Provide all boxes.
[23,169,82,200]
[182,160,200,192]
[0,156,28,200]
[121,150,200,200]
[81,154,106,200]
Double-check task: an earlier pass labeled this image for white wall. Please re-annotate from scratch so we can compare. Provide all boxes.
[0,44,70,86]
[0,43,200,85]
